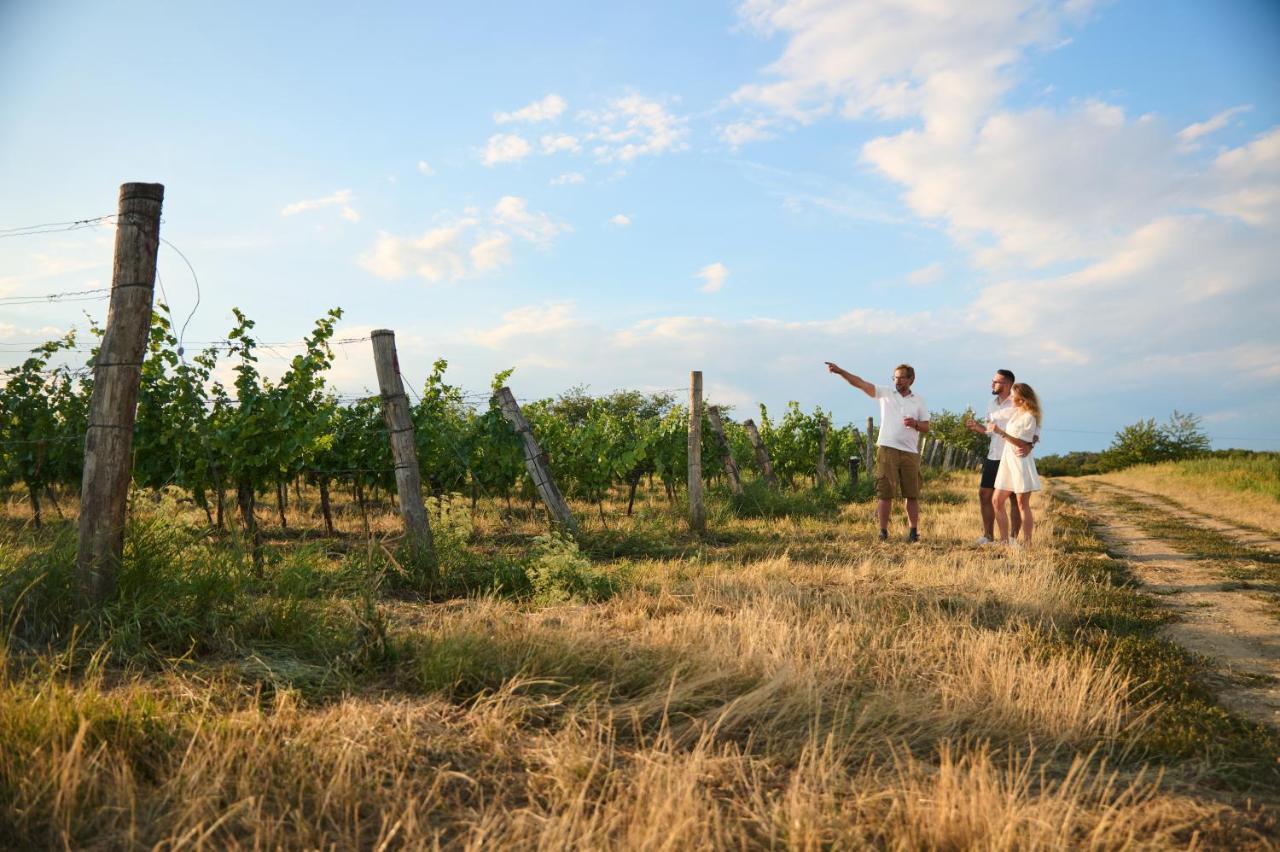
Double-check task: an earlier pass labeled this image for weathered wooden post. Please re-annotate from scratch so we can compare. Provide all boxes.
[742,419,777,488]
[687,371,705,532]
[75,182,164,606]
[495,387,577,533]
[943,444,955,472]
[706,406,742,495]
[864,416,875,476]
[816,416,836,487]
[371,330,438,581]
[847,456,860,487]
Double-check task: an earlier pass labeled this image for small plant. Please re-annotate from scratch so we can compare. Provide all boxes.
[526,532,624,604]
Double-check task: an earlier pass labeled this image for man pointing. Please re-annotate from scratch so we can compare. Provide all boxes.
[826,361,930,542]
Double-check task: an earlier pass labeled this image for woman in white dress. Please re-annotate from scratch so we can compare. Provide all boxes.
[988,383,1042,545]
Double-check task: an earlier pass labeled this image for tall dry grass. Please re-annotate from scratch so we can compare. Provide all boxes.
[0,474,1274,848]
[1093,456,1280,535]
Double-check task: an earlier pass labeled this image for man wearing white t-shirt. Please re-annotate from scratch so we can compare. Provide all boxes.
[826,361,930,542]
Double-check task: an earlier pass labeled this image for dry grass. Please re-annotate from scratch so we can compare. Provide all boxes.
[1,475,1276,849]
[1093,459,1280,536]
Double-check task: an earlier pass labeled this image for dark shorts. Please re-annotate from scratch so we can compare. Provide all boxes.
[876,446,922,500]
[980,458,1001,490]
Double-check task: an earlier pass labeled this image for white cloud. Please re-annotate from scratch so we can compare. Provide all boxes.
[470,233,512,271]
[417,160,435,176]
[609,214,632,227]
[360,197,569,283]
[696,262,730,293]
[906,262,944,286]
[494,94,568,124]
[551,172,586,186]
[1204,126,1280,227]
[730,0,1089,139]
[1177,105,1252,147]
[541,134,581,154]
[471,303,582,347]
[863,102,1189,268]
[280,189,359,222]
[581,94,689,162]
[360,221,476,282]
[482,133,533,166]
[721,119,776,149]
[493,196,572,244]
[968,214,1279,371]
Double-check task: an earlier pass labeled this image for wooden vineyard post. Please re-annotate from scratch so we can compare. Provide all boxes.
[848,456,860,486]
[864,416,875,476]
[816,416,835,487]
[706,406,742,495]
[75,182,164,606]
[494,387,577,534]
[687,371,705,532]
[742,419,777,488]
[943,445,955,472]
[370,330,438,582]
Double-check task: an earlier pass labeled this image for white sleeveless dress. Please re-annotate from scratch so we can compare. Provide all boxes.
[993,410,1041,493]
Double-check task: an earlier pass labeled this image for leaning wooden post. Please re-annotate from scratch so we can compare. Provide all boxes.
[495,387,577,533]
[864,416,875,476]
[370,330,438,581]
[687,371,705,533]
[706,406,742,495]
[75,182,164,606]
[742,419,777,488]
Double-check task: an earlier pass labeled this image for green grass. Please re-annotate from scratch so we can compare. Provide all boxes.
[1156,454,1280,502]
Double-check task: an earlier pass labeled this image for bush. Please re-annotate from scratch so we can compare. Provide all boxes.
[1100,411,1210,471]
[526,533,625,604]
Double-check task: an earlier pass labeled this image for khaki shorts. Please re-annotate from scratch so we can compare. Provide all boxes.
[876,446,923,500]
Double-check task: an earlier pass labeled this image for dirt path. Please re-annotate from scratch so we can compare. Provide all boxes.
[1052,479,1280,730]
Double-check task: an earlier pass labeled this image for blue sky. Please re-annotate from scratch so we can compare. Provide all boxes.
[2,0,1278,453]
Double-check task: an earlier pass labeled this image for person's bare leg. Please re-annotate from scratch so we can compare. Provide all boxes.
[993,490,1010,542]
[1010,495,1023,538]
[905,498,919,528]
[1017,493,1034,543]
[979,487,995,538]
[877,498,891,533]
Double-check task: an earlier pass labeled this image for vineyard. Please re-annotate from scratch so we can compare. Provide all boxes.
[0,303,988,544]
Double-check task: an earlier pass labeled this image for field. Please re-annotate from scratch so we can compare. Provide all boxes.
[1091,454,1280,536]
[2,470,1278,850]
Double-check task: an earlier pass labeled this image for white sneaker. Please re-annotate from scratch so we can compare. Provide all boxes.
[975,536,992,545]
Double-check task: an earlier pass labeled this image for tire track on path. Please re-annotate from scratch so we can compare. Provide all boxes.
[1052,478,1280,730]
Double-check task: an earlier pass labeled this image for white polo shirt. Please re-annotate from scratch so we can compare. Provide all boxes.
[986,395,1015,460]
[874,385,929,453]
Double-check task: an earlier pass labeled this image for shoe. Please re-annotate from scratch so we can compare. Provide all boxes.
[907,530,919,543]
[878,529,889,542]
[975,536,992,545]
